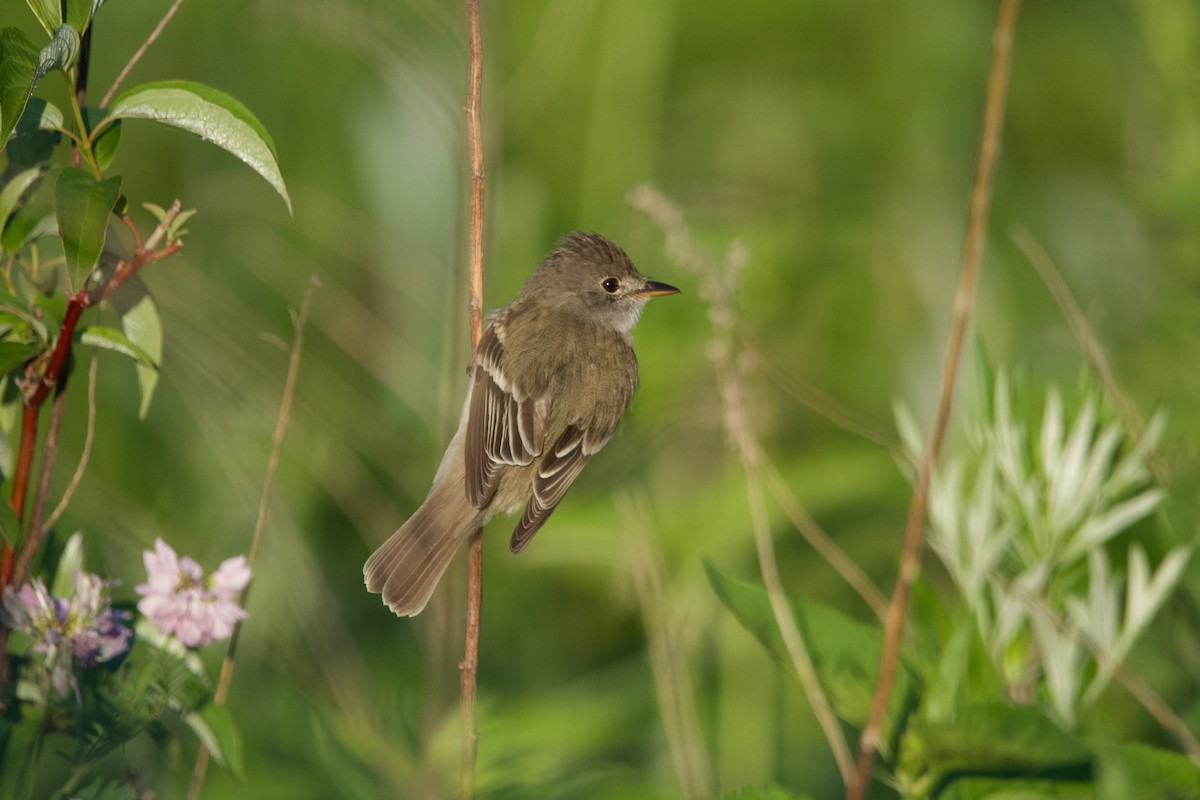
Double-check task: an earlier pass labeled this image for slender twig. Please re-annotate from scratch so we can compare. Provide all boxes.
[187,276,316,800]
[461,1,486,796]
[1010,226,1168,483]
[760,461,888,621]
[631,185,855,784]
[100,0,188,107]
[619,491,713,799]
[24,375,70,571]
[40,357,100,537]
[847,3,1020,797]
[714,292,855,785]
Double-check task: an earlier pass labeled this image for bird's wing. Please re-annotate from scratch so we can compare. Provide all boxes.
[509,423,614,553]
[465,323,550,508]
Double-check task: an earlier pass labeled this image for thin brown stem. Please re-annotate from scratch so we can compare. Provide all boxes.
[847,2,1020,797]
[631,184,857,785]
[187,276,315,800]
[760,460,888,622]
[100,0,187,107]
[40,357,100,537]
[460,1,486,797]
[25,373,70,566]
[619,492,713,799]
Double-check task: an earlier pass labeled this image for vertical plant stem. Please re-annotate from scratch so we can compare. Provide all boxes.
[187,277,315,800]
[846,2,1020,797]
[619,492,714,798]
[461,1,486,797]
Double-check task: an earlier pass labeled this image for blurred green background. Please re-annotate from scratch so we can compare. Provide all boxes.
[4,0,1200,797]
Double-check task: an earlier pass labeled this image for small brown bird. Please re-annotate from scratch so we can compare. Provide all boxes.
[364,232,679,616]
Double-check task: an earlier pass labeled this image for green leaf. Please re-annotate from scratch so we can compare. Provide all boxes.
[1092,739,1200,800]
[55,167,121,276]
[50,778,137,800]
[1,201,57,253]
[51,531,85,596]
[899,702,1092,796]
[705,561,920,755]
[35,24,80,83]
[145,202,196,241]
[0,27,39,147]
[111,279,162,418]
[716,787,814,800]
[15,97,64,134]
[0,710,45,799]
[0,341,40,376]
[24,0,62,36]
[185,703,244,776]
[83,106,121,171]
[0,166,46,233]
[80,325,157,368]
[937,777,1094,799]
[63,0,97,34]
[105,80,292,212]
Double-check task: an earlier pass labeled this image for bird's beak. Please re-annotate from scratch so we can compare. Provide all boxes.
[636,280,680,298]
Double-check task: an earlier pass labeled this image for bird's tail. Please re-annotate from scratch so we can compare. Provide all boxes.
[364,476,483,616]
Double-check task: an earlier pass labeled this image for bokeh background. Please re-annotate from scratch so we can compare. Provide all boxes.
[3,0,1200,797]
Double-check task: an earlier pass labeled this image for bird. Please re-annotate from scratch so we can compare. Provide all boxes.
[364,231,679,616]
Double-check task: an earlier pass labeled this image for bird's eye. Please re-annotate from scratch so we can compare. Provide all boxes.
[601,278,619,293]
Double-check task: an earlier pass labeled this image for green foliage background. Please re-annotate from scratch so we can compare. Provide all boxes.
[3,0,1200,797]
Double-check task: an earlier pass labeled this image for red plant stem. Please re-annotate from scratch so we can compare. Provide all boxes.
[0,203,181,595]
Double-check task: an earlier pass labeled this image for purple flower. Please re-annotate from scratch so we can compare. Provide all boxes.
[135,539,251,647]
[2,573,132,699]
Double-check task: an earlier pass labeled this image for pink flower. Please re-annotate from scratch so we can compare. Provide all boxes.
[2,573,132,698]
[135,539,251,647]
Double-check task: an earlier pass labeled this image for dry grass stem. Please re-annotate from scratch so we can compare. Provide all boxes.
[1010,225,1168,483]
[767,363,902,457]
[187,276,317,800]
[760,461,888,621]
[849,2,1021,796]
[631,184,855,785]
[619,491,714,799]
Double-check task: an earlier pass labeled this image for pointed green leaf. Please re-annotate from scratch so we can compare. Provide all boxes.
[55,167,121,275]
[15,97,63,134]
[0,28,39,147]
[106,80,291,212]
[6,99,62,166]
[80,325,157,368]
[902,702,1092,794]
[111,278,163,418]
[0,166,46,233]
[0,341,40,376]
[1093,739,1200,800]
[51,531,85,596]
[937,777,1093,799]
[35,24,80,84]
[1,201,57,252]
[705,561,920,753]
[186,703,244,776]
[63,0,97,34]
[24,0,62,36]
